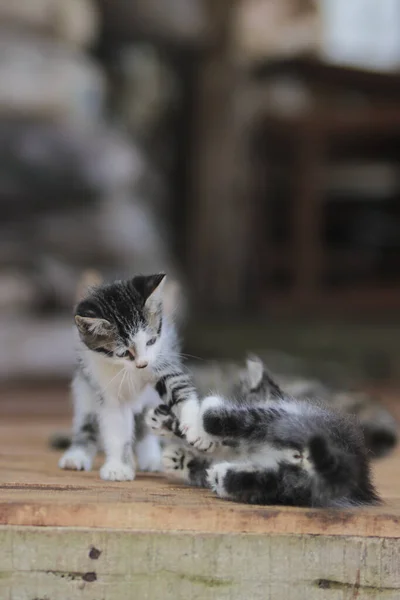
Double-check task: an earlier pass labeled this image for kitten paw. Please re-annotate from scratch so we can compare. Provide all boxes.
[100,460,135,481]
[186,429,219,453]
[145,405,174,437]
[178,400,218,452]
[59,447,93,471]
[206,462,231,498]
[162,444,193,481]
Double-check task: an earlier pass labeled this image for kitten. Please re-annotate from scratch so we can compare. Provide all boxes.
[188,358,398,458]
[59,273,202,481]
[161,357,380,507]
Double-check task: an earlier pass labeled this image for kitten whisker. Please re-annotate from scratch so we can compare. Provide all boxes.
[178,353,205,362]
[117,369,128,401]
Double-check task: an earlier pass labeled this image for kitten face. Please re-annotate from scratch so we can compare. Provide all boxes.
[74,273,166,370]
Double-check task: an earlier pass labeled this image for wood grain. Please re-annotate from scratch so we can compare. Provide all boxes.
[1,527,400,600]
[0,386,400,538]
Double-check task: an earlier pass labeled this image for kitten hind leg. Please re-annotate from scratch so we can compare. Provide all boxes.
[59,375,98,472]
[207,462,280,504]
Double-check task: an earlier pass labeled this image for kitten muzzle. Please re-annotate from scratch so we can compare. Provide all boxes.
[136,360,149,369]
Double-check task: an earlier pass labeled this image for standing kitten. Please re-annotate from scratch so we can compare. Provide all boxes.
[162,357,380,507]
[59,273,201,481]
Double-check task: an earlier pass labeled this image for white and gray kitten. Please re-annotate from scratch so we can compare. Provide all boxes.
[59,273,202,481]
[159,357,380,508]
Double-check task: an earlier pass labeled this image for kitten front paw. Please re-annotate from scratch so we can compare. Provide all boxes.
[206,462,231,498]
[100,460,135,481]
[59,447,93,471]
[145,405,175,437]
[162,444,193,481]
[179,399,219,452]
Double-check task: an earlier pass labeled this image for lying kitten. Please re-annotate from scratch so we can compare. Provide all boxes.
[59,273,201,481]
[189,357,398,458]
[161,357,380,507]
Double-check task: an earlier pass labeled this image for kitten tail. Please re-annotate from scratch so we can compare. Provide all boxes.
[49,432,72,450]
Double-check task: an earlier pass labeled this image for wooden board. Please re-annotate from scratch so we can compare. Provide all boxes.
[0,386,400,537]
[1,527,400,600]
[1,386,400,599]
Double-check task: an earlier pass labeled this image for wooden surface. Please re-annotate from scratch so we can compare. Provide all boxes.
[0,386,400,537]
[1,386,400,599]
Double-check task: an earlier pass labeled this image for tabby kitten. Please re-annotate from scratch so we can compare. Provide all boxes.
[162,357,380,507]
[188,357,398,458]
[59,273,202,481]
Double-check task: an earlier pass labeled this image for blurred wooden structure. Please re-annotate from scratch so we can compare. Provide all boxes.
[189,53,400,314]
[1,385,400,599]
[96,1,400,315]
[188,0,253,313]
[253,58,400,313]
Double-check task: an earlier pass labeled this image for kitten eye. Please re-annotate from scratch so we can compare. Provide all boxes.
[117,350,133,359]
[146,337,157,346]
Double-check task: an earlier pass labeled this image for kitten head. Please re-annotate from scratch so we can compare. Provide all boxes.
[74,273,167,369]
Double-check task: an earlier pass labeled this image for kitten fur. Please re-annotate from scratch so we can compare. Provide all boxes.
[161,357,380,508]
[188,358,397,458]
[59,273,202,481]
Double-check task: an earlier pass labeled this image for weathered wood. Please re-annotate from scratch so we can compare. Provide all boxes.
[1,387,400,599]
[0,388,399,536]
[1,527,400,600]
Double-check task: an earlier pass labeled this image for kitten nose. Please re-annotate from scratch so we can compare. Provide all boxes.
[136,360,148,369]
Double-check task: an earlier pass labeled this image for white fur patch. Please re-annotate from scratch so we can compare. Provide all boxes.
[246,357,264,389]
[136,434,162,472]
[201,395,225,413]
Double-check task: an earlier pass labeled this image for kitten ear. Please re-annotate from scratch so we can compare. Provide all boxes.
[162,279,181,319]
[142,273,166,311]
[75,315,113,337]
[245,355,264,390]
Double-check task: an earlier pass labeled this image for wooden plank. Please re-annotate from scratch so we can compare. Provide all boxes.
[0,388,400,539]
[1,526,400,600]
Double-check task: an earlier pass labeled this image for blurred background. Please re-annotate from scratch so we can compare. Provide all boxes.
[1,0,400,385]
